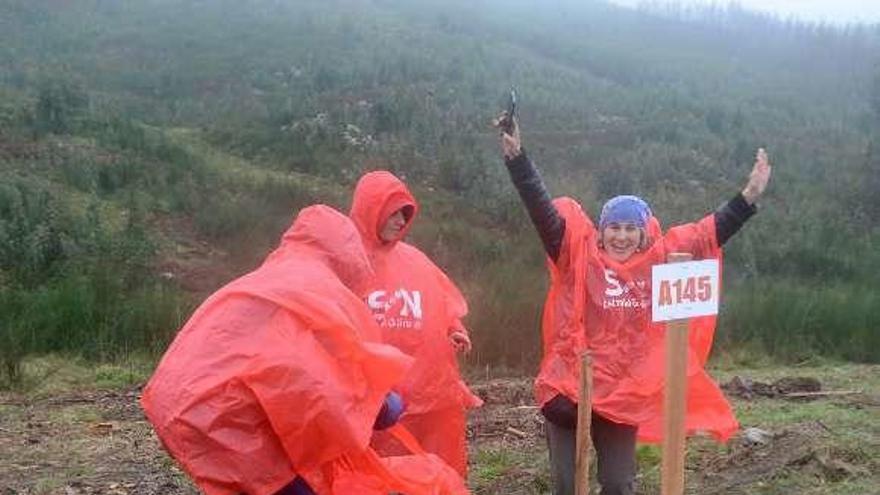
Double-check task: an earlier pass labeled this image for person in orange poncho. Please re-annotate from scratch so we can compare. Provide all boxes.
[141,205,468,495]
[349,171,483,477]
[496,116,772,495]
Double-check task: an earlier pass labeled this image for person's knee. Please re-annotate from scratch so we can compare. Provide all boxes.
[597,462,635,495]
[597,477,635,495]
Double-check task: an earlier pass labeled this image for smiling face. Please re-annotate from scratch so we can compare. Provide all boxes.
[601,222,642,262]
[379,208,408,243]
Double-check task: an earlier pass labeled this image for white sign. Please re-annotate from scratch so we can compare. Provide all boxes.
[651,259,720,322]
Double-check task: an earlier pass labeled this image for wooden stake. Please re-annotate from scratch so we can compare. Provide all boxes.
[661,252,693,495]
[576,352,593,495]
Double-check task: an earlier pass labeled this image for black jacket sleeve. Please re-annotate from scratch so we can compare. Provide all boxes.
[505,151,755,255]
[714,193,757,246]
[504,151,566,262]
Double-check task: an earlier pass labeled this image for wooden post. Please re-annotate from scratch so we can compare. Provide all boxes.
[661,252,693,495]
[576,353,593,495]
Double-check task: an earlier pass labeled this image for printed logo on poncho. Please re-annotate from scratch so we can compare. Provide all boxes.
[367,289,423,329]
[603,269,649,310]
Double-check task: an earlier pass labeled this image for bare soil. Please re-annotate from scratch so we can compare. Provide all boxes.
[0,388,194,495]
[1,371,877,495]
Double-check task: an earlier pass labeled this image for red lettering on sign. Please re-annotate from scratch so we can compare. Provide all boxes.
[658,280,672,306]
[697,275,712,301]
[683,277,696,302]
[672,279,682,303]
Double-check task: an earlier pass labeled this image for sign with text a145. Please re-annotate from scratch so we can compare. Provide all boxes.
[651,259,720,322]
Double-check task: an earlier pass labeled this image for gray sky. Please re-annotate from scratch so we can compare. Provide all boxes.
[609,0,880,24]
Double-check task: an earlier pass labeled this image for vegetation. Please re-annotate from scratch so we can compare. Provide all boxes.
[1,0,879,386]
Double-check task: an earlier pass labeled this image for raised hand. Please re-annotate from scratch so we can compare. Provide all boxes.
[494,112,522,160]
[742,148,771,205]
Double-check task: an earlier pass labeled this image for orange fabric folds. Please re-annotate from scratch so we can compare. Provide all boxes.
[350,172,482,477]
[141,205,467,495]
[535,198,738,443]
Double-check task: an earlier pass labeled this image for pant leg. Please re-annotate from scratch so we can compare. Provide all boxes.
[545,420,576,495]
[591,413,637,495]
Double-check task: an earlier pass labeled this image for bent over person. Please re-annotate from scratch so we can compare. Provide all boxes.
[350,171,483,477]
[141,205,467,495]
[496,116,771,495]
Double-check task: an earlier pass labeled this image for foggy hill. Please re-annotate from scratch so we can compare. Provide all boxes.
[1,0,878,374]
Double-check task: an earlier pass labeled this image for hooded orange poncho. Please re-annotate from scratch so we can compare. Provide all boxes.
[350,172,482,476]
[141,205,467,495]
[537,198,738,443]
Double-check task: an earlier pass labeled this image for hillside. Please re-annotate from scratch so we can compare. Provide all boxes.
[1,0,879,383]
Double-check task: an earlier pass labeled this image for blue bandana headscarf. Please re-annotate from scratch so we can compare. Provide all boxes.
[599,195,652,229]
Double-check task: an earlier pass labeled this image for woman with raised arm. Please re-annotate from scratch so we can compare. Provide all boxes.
[496,116,771,495]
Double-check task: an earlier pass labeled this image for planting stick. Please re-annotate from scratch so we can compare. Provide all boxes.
[661,252,693,495]
[576,352,593,495]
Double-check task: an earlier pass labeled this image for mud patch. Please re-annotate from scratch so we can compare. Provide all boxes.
[152,214,236,296]
[722,375,822,399]
[692,421,866,494]
[469,378,543,443]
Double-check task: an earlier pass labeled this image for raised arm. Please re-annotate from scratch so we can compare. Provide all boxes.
[715,148,771,245]
[667,148,772,255]
[497,115,566,261]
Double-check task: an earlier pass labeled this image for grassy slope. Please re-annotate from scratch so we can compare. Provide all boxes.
[1,2,879,367]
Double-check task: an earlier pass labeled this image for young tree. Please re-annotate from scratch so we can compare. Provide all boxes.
[860,68,880,222]
[872,68,880,123]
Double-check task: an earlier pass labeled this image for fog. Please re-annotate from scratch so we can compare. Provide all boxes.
[610,0,880,24]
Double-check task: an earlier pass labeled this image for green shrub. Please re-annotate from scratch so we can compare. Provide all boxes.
[33,78,88,135]
[0,177,65,283]
[0,270,190,387]
[719,278,880,363]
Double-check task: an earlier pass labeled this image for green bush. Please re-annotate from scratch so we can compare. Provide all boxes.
[33,78,88,135]
[0,177,190,387]
[0,276,189,387]
[719,279,880,363]
[0,178,65,283]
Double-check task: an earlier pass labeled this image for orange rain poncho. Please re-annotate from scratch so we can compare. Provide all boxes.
[537,198,738,443]
[350,172,483,476]
[141,205,468,495]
